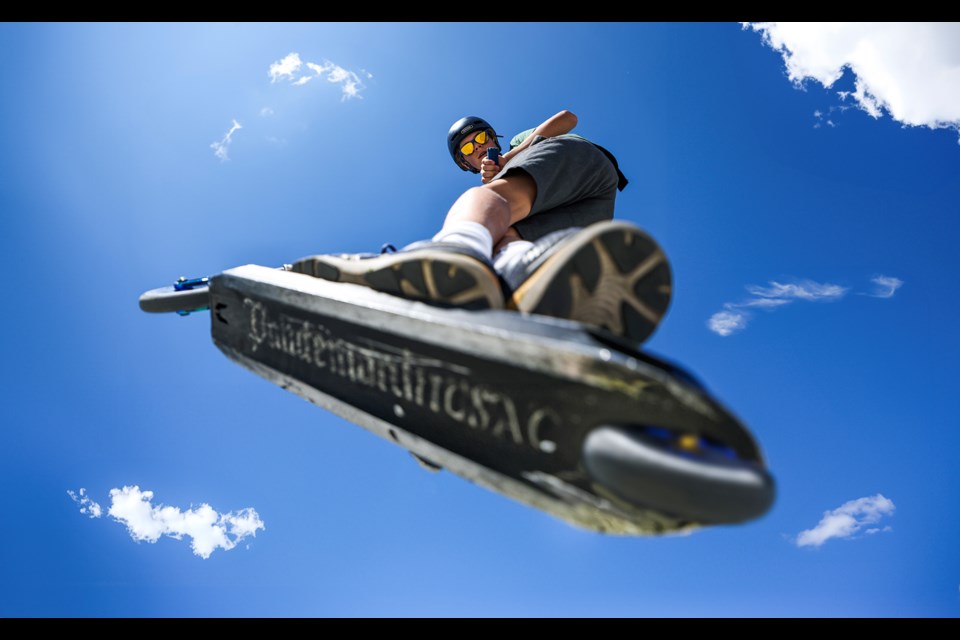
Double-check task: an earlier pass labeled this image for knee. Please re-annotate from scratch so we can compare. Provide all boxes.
[445,185,512,233]
[484,176,536,224]
[468,185,510,211]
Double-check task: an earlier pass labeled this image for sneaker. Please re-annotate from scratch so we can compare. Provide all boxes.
[291,241,504,310]
[499,221,672,344]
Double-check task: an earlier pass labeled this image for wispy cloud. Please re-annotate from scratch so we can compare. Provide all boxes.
[795,494,895,548]
[270,52,368,101]
[67,488,102,518]
[707,278,848,336]
[744,23,960,143]
[813,104,853,129]
[746,281,848,301]
[211,54,370,164]
[70,485,265,559]
[863,275,904,299]
[739,297,793,309]
[708,275,901,336]
[210,119,242,161]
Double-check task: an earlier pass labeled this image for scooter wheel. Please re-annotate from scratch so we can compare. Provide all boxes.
[139,283,210,314]
[583,425,775,525]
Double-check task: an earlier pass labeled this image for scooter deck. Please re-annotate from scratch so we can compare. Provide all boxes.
[208,265,774,535]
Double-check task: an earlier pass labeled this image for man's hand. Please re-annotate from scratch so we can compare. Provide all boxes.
[480,155,501,184]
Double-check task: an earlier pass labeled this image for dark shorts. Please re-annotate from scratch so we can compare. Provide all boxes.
[492,135,620,241]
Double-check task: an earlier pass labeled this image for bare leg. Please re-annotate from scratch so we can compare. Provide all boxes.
[440,174,537,250]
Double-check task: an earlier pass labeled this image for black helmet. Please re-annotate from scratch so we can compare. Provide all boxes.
[447,115,501,173]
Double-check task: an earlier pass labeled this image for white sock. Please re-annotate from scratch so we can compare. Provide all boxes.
[493,240,533,273]
[432,221,494,258]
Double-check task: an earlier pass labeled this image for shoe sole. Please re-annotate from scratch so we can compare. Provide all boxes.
[508,221,672,344]
[291,250,504,311]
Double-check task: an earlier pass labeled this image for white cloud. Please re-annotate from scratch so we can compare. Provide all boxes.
[707,278,845,336]
[325,66,350,84]
[744,23,960,142]
[271,53,368,101]
[268,52,302,82]
[865,526,893,535]
[306,60,366,100]
[813,104,852,129]
[341,79,362,100]
[746,280,849,301]
[210,119,242,161]
[707,310,748,336]
[709,297,794,334]
[306,61,332,76]
[864,275,904,298]
[67,488,102,518]
[97,486,265,559]
[213,53,369,162]
[739,297,794,309]
[708,275,902,336]
[795,494,895,548]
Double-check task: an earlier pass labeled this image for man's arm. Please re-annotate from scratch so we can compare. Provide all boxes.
[480,110,578,183]
[502,110,578,163]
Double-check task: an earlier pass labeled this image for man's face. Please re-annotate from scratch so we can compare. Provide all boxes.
[458,129,496,171]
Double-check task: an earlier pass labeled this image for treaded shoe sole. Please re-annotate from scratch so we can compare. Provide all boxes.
[290,250,504,311]
[508,221,672,344]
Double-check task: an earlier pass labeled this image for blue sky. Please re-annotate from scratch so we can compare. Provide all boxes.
[1,22,958,617]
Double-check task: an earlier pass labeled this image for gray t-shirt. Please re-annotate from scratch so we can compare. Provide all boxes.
[495,134,619,241]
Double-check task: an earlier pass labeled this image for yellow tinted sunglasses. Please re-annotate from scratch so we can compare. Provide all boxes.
[460,130,491,157]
